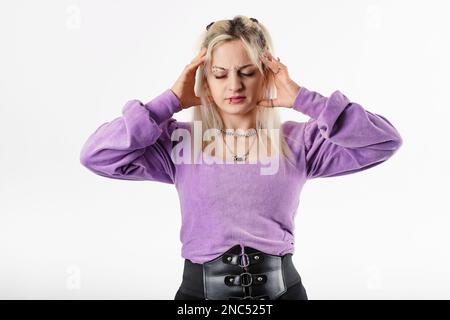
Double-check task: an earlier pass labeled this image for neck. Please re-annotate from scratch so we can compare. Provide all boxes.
[219,109,257,131]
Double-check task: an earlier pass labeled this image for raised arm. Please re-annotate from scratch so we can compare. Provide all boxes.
[79,89,183,184]
[80,48,207,184]
[284,87,403,180]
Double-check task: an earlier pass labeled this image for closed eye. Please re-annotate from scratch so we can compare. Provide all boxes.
[215,73,255,79]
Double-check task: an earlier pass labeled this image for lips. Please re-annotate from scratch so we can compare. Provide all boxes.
[228,96,246,104]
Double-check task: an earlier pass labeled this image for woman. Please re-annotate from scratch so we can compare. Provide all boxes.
[80,15,402,300]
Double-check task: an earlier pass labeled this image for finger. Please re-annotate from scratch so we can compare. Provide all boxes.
[263,58,283,75]
[266,51,277,61]
[260,51,284,71]
[187,54,206,72]
[190,48,207,64]
[260,54,278,73]
[262,57,288,78]
[268,54,285,68]
[264,51,286,68]
[260,51,273,63]
[196,47,207,60]
[193,55,206,67]
[276,58,287,68]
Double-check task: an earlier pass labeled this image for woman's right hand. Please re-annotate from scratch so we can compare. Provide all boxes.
[170,47,207,109]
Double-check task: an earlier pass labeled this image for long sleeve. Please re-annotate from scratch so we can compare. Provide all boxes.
[79,88,183,184]
[284,86,403,180]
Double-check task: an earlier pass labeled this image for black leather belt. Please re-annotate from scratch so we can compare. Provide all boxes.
[179,244,302,300]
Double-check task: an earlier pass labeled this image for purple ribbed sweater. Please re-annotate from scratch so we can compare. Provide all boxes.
[80,87,402,264]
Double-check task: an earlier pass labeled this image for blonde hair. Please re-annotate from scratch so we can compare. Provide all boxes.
[191,15,296,165]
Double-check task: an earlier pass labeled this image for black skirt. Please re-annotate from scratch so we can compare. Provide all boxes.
[174,244,308,300]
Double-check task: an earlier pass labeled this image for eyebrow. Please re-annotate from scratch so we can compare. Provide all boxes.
[212,64,255,71]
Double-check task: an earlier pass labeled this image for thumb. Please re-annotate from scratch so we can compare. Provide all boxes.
[257,98,277,108]
[184,96,202,108]
[192,96,202,106]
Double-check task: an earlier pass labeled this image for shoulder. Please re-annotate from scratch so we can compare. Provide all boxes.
[158,119,192,141]
[281,120,308,146]
[282,119,321,147]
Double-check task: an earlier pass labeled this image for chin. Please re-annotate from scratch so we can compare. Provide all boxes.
[218,102,256,113]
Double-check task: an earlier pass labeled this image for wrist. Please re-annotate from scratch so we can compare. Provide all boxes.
[288,84,302,108]
[170,88,184,109]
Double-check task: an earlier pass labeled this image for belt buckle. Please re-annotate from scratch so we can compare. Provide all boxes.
[202,246,287,300]
[239,272,253,287]
[238,253,250,267]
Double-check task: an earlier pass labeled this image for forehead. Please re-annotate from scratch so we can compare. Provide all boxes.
[210,40,253,68]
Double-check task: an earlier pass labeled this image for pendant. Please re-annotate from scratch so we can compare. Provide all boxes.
[233,155,245,162]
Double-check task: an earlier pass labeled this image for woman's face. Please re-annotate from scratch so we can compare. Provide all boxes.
[205,39,264,116]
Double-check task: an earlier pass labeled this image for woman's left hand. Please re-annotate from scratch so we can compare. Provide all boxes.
[257,51,301,108]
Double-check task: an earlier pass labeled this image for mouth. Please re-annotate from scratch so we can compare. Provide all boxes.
[228,96,246,104]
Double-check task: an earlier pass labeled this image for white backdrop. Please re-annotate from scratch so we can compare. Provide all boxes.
[1,0,449,299]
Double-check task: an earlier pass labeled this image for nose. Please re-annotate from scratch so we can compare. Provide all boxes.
[227,72,244,92]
